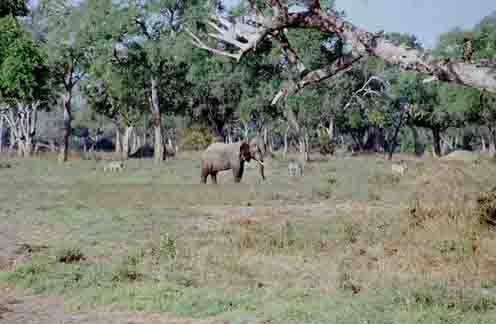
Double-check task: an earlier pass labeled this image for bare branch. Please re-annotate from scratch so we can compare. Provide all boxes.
[342,76,389,111]
[190,4,496,97]
[135,18,152,40]
[185,27,244,60]
[272,56,362,105]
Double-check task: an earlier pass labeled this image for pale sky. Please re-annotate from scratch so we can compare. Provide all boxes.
[225,0,495,49]
[28,0,495,49]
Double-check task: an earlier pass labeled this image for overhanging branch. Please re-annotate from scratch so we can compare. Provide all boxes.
[188,3,496,101]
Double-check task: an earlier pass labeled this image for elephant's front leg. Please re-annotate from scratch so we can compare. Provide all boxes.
[232,164,244,183]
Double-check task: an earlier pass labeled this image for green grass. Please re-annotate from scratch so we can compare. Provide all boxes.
[1,152,496,323]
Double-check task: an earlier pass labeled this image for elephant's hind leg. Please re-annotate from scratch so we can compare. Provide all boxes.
[211,171,218,184]
[201,168,209,184]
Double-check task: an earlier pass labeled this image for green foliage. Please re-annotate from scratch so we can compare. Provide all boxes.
[180,127,215,150]
[385,32,422,49]
[0,15,51,105]
[0,0,28,17]
[433,27,466,58]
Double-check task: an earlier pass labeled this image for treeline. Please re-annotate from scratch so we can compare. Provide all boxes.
[0,0,495,162]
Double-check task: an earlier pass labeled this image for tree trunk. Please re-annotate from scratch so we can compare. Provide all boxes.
[327,115,335,142]
[122,126,134,160]
[115,127,122,157]
[432,128,442,158]
[410,125,422,156]
[3,102,38,158]
[440,135,451,155]
[305,131,310,161]
[243,126,249,141]
[8,125,14,153]
[0,117,3,154]
[283,125,289,156]
[58,90,72,163]
[298,129,309,162]
[135,133,142,153]
[263,127,268,153]
[267,128,274,154]
[131,131,139,155]
[489,127,496,158]
[150,77,163,164]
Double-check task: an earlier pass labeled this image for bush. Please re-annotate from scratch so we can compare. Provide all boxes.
[477,186,496,226]
[317,132,335,156]
[179,127,215,151]
[55,245,85,264]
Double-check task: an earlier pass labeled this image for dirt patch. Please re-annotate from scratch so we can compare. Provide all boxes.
[409,163,480,224]
[0,284,229,324]
[442,150,481,162]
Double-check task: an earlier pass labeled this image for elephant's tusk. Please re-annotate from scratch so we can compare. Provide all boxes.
[257,160,264,166]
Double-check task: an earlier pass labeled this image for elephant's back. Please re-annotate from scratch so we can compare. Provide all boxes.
[201,142,238,171]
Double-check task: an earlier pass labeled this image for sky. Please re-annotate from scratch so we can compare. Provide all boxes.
[28,0,495,49]
[224,0,495,49]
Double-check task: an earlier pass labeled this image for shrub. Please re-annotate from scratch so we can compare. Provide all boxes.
[317,132,335,156]
[179,127,215,151]
[477,186,496,226]
[55,246,85,264]
[112,251,144,282]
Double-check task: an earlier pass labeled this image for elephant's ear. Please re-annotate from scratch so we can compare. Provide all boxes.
[240,142,251,161]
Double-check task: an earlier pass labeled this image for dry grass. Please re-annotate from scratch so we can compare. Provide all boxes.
[1,151,496,323]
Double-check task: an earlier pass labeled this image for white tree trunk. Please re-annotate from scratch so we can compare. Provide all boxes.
[490,127,496,158]
[150,77,163,164]
[283,125,289,156]
[0,117,3,154]
[58,86,72,163]
[3,102,38,158]
[327,116,335,142]
[122,126,134,160]
[115,127,122,157]
[136,133,142,152]
[298,130,309,163]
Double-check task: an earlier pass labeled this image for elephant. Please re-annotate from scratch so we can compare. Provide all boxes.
[200,139,265,184]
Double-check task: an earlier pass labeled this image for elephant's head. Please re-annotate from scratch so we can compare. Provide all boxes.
[240,140,265,180]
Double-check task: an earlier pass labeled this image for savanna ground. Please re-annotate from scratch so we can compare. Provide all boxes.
[1,151,496,324]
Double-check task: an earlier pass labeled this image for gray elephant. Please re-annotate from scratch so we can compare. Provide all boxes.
[200,139,265,184]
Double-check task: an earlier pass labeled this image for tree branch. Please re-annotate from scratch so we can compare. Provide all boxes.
[135,17,152,40]
[342,76,390,111]
[272,29,307,74]
[272,55,362,105]
[189,4,496,100]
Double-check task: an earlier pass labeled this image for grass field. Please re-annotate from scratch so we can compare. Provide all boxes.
[1,151,496,323]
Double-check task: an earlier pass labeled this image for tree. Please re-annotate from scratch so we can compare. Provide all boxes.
[0,6,52,156]
[125,0,203,163]
[188,0,496,106]
[39,0,94,161]
[83,59,148,159]
[0,0,28,17]
[393,72,477,157]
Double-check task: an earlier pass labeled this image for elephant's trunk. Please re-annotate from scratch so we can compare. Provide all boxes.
[258,159,265,180]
